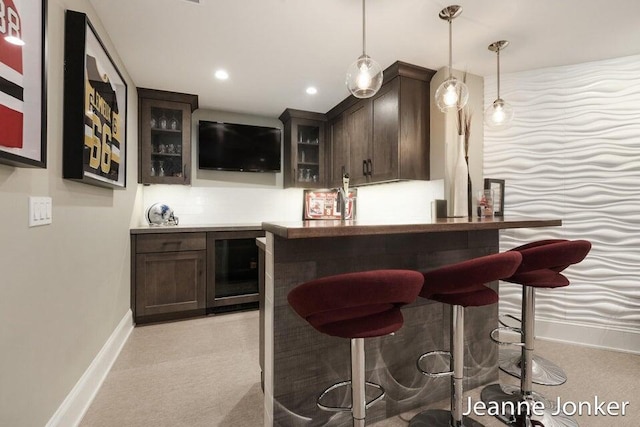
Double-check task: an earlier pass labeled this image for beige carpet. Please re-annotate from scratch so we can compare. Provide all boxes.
[81,311,639,426]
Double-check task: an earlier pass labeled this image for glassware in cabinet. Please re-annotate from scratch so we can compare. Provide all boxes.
[138,88,198,185]
[279,109,326,188]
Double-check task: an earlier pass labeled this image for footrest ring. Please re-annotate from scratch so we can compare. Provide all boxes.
[316,380,385,412]
[499,313,522,328]
[490,326,525,346]
[417,350,453,378]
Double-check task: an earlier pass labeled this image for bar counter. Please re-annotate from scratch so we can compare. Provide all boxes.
[260,216,561,426]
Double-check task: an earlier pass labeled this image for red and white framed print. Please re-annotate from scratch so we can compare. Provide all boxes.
[0,0,47,167]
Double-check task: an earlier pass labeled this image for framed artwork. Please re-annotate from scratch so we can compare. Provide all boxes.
[303,189,357,220]
[484,178,505,216]
[0,0,47,167]
[63,10,127,188]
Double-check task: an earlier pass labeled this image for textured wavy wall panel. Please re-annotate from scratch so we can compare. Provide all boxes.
[484,55,640,339]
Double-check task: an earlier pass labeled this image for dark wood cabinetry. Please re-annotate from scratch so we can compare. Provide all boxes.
[132,233,207,322]
[327,62,434,187]
[138,88,198,185]
[327,114,349,188]
[131,227,264,324]
[279,109,327,188]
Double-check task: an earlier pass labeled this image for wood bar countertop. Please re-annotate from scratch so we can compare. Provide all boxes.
[262,216,561,239]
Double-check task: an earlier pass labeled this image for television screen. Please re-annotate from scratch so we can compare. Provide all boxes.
[198,121,282,172]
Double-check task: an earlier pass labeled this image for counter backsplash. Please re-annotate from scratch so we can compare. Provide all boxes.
[140,180,444,226]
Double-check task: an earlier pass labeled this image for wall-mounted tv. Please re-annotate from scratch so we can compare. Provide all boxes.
[198,120,282,172]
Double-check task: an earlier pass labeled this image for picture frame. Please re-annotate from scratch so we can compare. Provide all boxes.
[484,178,505,216]
[303,189,357,220]
[0,0,47,168]
[63,10,127,188]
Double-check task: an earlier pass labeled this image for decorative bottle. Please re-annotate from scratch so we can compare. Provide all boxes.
[453,135,468,217]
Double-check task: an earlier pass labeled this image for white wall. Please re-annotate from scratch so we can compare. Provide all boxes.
[484,55,640,353]
[0,1,140,425]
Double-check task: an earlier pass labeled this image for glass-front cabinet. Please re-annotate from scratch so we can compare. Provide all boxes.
[279,109,326,188]
[138,88,198,185]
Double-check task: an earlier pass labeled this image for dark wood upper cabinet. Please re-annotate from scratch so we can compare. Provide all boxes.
[327,114,349,188]
[279,109,327,188]
[138,88,198,185]
[327,62,435,187]
[370,79,400,182]
[345,100,373,186]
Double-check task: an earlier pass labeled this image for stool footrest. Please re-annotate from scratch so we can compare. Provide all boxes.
[317,380,385,412]
[417,350,453,378]
[499,313,522,329]
[490,326,525,346]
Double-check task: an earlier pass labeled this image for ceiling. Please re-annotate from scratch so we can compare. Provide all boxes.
[89,0,640,118]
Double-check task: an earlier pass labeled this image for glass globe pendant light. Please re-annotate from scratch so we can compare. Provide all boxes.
[346,0,383,98]
[484,40,514,128]
[434,5,468,112]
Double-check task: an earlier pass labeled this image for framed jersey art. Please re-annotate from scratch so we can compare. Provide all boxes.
[0,0,47,168]
[63,10,127,188]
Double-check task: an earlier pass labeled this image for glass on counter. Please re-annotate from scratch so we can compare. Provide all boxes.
[476,189,495,218]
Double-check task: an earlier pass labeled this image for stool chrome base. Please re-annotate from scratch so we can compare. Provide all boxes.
[500,348,568,386]
[409,409,485,427]
[481,384,578,427]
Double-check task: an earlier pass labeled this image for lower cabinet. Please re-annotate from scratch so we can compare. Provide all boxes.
[131,228,263,324]
[135,250,206,318]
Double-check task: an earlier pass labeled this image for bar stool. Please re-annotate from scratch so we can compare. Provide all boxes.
[481,239,591,427]
[409,252,523,427]
[496,239,589,386]
[288,269,424,427]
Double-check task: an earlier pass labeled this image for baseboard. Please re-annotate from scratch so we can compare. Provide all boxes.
[46,309,134,427]
[534,318,640,354]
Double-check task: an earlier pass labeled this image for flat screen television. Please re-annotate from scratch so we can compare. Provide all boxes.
[198,120,282,172]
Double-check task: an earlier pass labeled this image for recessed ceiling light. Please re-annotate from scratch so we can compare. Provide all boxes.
[306,87,318,95]
[214,70,229,80]
[5,36,25,46]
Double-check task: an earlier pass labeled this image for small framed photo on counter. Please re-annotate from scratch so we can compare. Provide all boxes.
[484,178,505,216]
[303,189,357,220]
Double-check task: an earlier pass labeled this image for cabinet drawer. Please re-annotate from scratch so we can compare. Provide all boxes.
[136,232,206,253]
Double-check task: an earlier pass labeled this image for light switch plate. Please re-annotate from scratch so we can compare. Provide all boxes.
[29,196,52,227]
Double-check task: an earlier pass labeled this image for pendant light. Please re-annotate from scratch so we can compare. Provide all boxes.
[434,5,468,112]
[484,40,514,128]
[346,0,383,98]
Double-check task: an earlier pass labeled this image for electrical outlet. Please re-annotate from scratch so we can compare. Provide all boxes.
[29,197,52,227]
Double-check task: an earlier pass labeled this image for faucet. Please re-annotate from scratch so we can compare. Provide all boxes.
[338,173,350,221]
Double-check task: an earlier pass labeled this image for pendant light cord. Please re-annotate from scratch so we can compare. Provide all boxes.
[448,18,452,79]
[496,48,501,99]
[362,0,366,56]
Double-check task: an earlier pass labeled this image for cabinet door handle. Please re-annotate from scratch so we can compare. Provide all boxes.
[184,164,188,180]
[367,159,373,176]
[293,168,296,182]
[341,166,345,177]
[362,160,367,176]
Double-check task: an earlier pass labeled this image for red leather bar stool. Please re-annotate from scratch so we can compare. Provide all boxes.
[288,269,424,427]
[481,239,591,427]
[409,252,523,427]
